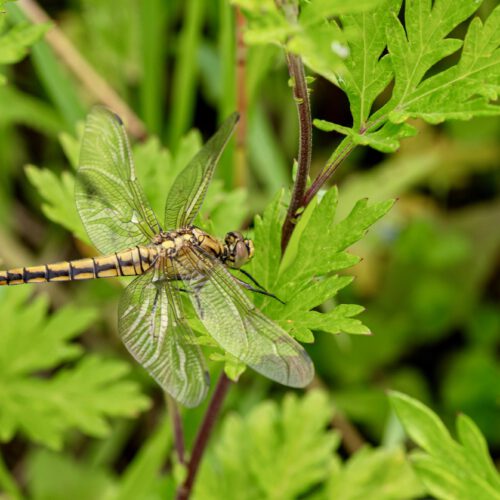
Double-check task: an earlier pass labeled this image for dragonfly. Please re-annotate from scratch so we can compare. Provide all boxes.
[0,107,314,407]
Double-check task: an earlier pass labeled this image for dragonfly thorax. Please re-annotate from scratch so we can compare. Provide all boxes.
[151,227,253,270]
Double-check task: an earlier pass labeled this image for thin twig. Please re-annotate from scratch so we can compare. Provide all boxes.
[280,8,312,253]
[234,6,247,188]
[332,413,366,454]
[166,395,186,465]
[176,373,232,500]
[17,0,147,139]
[302,138,355,207]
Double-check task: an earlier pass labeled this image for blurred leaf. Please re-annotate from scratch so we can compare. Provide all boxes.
[168,0,205,150]
[0,86,65,135]
[323,446,424,500]
[194,390,339,500]
[389,391,500,500]
[0,20,49,65]
[200,180,248,236]
[138,0,168,135]
[115,415,172,500]
[27,449,116,500]
[7,4,85,127]
[441,349,500,446]
[248,105,288,195]
[59,129,82,169]
[0,287,150,449]
[25,164,89,244]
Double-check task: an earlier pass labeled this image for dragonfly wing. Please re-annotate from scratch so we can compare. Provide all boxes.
[164,113,239,230]
[118,268,209,407]
[76,106,161,254]
[178,247,314,388]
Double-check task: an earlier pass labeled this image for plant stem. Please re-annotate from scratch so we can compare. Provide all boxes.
[234,6,248,188]
[302,137,355,207]
[175,373,232,500]
[167,395,186,465]
[17,0,147,139]
[280,20,312,253]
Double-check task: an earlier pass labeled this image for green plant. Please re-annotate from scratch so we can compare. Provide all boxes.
[0,0,498,499]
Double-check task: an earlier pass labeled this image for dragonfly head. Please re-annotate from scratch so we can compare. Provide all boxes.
[223,231,254,269]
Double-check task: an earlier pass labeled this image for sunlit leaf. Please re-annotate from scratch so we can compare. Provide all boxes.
[194,390,339,500]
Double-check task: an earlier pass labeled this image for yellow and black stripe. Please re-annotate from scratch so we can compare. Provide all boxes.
[0,246,157,286]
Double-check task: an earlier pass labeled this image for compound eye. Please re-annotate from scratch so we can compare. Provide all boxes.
[233,240,251,268]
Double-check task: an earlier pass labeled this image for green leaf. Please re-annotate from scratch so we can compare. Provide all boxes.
[27,449,116,500]
[279,189,393,294]
[248,186,392,341]
[314,118,417,153]
[248,189,285,291]
[324,446,424,499]
[168,0,205,151]
[389,391,500,500]
[194,390,339,500]
[0,287,150,449]
[236,0,385,88]
[6,3,85,127]
[0,21,49,64]
[25,164,89,244]
[456,414,500,491]
[338,0,402,127]
[114,415,172,500]
[282,304,371,339]
[0,86,65,134]
[232,0,290,46]
[314,0,499,155]
[386,2,500,123]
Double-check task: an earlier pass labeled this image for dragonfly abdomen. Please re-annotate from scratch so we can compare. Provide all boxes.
[0,246,157,286]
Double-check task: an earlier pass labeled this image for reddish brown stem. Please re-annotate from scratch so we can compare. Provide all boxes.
[167,396,186,465]
[280,52,312,254]
[175,373,232,500]
[235,6,247,188]
[302,139,354,207]
[18,0,147,139]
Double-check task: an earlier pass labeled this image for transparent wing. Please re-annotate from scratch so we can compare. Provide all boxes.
[164,113,239,230]
[118,267,209,407]
[76,106,161,254]
[176,246,314,388]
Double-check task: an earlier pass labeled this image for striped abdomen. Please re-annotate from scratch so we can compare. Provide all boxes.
[0,246,157,286]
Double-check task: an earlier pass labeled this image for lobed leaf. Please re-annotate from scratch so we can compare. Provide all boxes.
[324,446,424,499]
[194,390,339,500]
[0,21,49,65]
[389,391,500,500]
[387,3,500,124]
[0,288,150,449]
[248,185,391,342]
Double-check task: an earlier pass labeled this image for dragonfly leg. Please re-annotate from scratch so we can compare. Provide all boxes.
[236,268,267,291]
[233,276,285,305]
[149,288,161,339]
[172,281,206,317]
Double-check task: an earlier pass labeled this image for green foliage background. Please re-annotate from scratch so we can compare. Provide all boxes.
[0,0,498,498]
